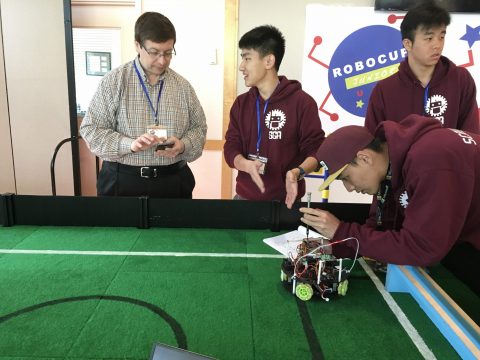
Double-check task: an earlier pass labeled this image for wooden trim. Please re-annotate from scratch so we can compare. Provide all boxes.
[400,266,480,357]
[204,139,224,151]
[417,267,480,333]
[386,264,480,359]
[221,0,238,199]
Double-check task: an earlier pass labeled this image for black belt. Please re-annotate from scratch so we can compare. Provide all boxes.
[105,161,187,178]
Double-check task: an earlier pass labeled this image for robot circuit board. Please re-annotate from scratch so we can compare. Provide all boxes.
[280,237,357,302]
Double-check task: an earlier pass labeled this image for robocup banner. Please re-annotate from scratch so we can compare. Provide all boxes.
[302,5,480,134]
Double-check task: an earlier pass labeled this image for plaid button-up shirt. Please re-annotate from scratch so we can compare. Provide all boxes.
[80,57,207,166]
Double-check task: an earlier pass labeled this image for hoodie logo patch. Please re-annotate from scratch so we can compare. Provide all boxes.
[425,94,448,124]
[399,191,409,208]
[265,109,286,139]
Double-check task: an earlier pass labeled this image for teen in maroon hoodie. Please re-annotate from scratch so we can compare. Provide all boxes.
[224,26,325,207]
[300,115,480,268]
[365,2,479,134]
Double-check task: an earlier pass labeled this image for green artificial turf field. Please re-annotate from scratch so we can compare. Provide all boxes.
[0,226,477,359]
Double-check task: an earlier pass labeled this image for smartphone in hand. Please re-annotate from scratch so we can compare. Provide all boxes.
[155,142,174,151]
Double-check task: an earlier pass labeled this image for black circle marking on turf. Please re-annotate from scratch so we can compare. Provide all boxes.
[0,294,187,349]
[295,297,324,360]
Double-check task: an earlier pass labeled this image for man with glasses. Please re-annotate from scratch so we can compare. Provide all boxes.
[80,12,207,198]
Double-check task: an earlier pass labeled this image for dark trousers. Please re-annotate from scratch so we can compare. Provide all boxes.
[97,161,195,198]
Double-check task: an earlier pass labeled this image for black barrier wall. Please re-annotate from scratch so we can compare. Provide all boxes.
[0,194,370,231]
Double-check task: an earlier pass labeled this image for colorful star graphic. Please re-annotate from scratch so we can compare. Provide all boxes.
[356,100,364,108]
[460,24,480,48]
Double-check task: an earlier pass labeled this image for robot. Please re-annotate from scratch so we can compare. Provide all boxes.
[280,237,358,302]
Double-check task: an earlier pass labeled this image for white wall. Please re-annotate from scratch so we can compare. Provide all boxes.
[0,15,16,194]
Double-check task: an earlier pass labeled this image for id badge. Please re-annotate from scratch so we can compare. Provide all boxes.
[247,154,268,175]
[146,124,167,139]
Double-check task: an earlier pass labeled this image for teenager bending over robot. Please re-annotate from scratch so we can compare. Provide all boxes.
[299,115,480,294]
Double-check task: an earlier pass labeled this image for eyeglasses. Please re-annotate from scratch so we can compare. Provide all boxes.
[141,44,176,60]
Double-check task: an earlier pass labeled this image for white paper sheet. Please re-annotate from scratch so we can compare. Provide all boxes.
[263,226,328,258]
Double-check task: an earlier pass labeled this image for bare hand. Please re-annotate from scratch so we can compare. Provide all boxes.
[131,133,158,152]
[233,155,265,193]
[299,207,341,239]
[285,170,298,209]
[154,136,185,158]
[246,160,265,193]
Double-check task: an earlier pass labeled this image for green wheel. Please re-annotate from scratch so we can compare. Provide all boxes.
[295,283,314,301]
[280,269,288,282]
[338,280,349,296]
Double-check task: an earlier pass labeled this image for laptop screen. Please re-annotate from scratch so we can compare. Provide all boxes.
[150,343,216,360]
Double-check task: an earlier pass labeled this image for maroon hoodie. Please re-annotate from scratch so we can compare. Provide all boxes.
[333,115,480,266]
[224,76,325,201]
[365,56,479,134]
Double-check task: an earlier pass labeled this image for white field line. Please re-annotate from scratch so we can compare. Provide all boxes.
[0,248,437,359]
[359,258,437,360]
[0,248,284,259]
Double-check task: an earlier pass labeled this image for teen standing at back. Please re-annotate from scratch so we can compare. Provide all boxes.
[365,1,479,133]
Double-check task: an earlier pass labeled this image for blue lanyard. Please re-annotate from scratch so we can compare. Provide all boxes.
[423,84,429,115]
[133,61,164,125]
[255,96,270,155]
[376,163,392,226]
